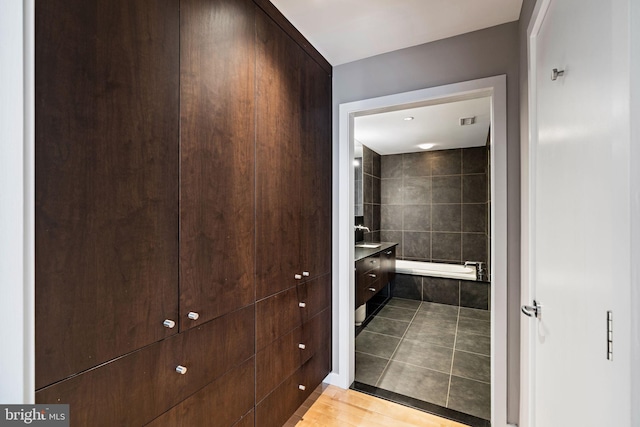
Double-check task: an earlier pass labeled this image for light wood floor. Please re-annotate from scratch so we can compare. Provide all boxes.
[293,385,470,427]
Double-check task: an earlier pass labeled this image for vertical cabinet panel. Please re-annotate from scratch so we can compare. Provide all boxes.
[255,9,306,300]
[179,0,256,327]
[35,0,180,389]
[300,54,333,280]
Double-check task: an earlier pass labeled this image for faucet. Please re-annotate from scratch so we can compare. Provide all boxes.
[464,261,486,281]
[354,224,370,232]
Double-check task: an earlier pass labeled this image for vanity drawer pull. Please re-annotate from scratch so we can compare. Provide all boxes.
[298,385,306,391]
[175,365,188,375]
[163,319,176,329]
[302,271,310,277]
[188,312,199,320]
[299,302,306,308]
[368,287,376,292]
[294,274,302,280]
[368,273,377,278]
[298,343,306,350]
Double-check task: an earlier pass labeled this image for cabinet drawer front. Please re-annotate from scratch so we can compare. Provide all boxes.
[145,357,255,427]
[36,306,254,426]
[298,273,331,323]
[256,274,330,350]
[356,255,380,273]
[256,326,303,402]
[255,367,306,427]
[300,307,331,365]
[256,286,303,350]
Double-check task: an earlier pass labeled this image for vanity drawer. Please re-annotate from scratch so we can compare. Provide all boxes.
[356,254,380,272]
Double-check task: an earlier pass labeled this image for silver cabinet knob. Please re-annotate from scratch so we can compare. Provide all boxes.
[298,343,306,350]
[368,287,376,292]
[294,274,302,280]
[188,312,199,320]
[298,384,306,391]
[298,302,306,308]
[175,365,188,375]
[302,271,310,277]
[163,319,176,329]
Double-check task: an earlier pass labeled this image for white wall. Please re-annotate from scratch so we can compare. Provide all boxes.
[630,0,640,424]
[0,0,34,404]
[331,22,521,423]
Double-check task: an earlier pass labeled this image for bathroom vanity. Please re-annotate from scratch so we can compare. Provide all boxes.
[355,243,397,325]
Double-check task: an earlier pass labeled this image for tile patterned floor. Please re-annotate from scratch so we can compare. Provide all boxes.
[355,298,491,421]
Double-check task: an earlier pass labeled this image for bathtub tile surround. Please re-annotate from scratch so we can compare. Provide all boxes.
[393,273,490,310]
[380,147,489,268]
[354,298,491,422]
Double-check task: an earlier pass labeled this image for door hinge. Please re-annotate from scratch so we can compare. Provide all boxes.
[607,310,613,361]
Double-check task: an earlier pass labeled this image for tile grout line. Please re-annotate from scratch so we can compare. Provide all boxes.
[373,301,422,388]
[445,306,461,408]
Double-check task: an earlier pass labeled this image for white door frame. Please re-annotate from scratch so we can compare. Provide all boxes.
[328,75,509,427]
[519,1,552,425]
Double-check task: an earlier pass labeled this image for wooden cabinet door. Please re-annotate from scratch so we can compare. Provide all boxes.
[300,54,333,280]
[255,9,306,300]
[35,0,180,389]
[36,306,254,426]
[179,0,256,328]
[145,358,255,427]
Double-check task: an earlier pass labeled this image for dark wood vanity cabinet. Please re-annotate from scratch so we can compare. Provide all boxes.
[35,0,332,425]
[356,245,397,308]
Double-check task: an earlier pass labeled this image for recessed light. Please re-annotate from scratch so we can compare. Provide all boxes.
[403,116,414,121]
[418,143,435,150]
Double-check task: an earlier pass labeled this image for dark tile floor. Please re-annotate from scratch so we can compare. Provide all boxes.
[355,298,491,421]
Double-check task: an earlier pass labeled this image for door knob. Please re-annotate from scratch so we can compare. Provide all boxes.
[521,300,542,318]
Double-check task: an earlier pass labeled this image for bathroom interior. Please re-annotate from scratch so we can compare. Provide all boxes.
[352,96,492,426]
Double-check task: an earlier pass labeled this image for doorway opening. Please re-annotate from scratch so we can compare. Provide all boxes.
[329,75,508,426]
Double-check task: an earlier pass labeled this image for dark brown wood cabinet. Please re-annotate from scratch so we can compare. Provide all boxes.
[179,0,257,328]
[35,0,331,425]
[356,246,396,308]
[35,0,180,389]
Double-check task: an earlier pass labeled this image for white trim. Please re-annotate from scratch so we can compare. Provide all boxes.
[520,1,552,425]
[330,76,509,426]
[0,0,34,404]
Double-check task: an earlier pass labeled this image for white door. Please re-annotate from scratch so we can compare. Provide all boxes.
[528,0,630,425]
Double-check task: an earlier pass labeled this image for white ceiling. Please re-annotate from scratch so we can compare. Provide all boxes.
[269,0,523,65]
[354,97,491,155]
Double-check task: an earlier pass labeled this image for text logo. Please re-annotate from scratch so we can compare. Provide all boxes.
[0,405,69,427]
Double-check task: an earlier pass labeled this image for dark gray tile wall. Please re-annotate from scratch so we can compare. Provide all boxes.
[362,145,382,242]
[393,273,490,310]
[380,147,490,268]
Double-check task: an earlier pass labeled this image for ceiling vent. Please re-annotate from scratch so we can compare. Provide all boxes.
[459,116,476,126]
